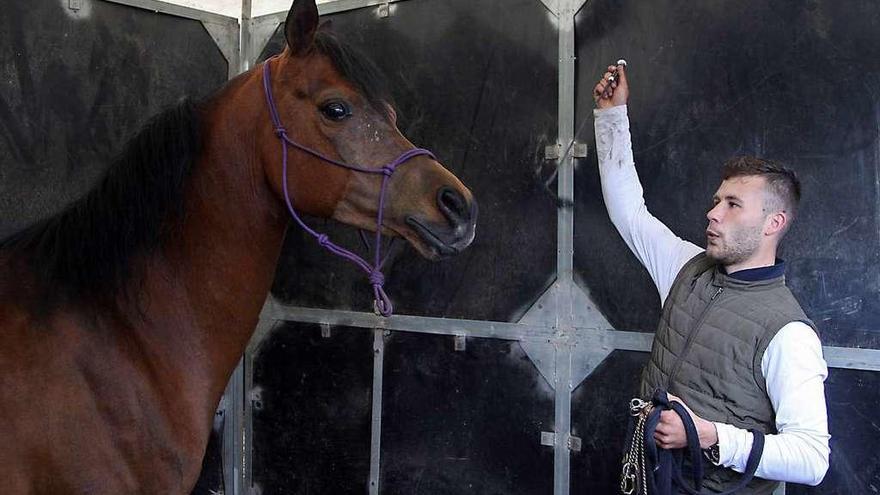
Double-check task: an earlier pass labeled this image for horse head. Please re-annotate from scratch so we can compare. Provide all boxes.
[260,0,477,261]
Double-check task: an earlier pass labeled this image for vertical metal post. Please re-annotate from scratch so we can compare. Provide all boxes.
[553,343,573,495]
[240,0,253,73]
[223,359,245,495]
[556,2,576,294]
[553,1,588,493]
[368,329,386,494]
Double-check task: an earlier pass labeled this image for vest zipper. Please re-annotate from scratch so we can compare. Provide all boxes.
[666,286,725,388]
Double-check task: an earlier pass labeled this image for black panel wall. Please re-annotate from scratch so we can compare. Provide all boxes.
[264,0,559,322]
[250,323,375,494]
[787,368,880,495]
[573,0,880,492]
[0,1,228,493]
[0,0,226,236]
[380,332,554,495]
[570,351,648,494]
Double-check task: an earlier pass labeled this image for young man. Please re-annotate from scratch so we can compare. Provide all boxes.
[592,64,830,493]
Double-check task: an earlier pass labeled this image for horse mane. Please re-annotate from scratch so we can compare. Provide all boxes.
[1,99,202,308]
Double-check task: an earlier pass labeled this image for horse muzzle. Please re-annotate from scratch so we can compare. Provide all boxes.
[406,186,477,259]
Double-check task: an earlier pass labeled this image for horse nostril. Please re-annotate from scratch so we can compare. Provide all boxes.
[437,186,469,222]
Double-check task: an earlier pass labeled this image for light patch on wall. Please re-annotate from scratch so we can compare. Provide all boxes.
[58,0,93,20]
[164,0,241,17]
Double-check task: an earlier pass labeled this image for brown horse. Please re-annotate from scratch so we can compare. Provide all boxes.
[0,0,476,493]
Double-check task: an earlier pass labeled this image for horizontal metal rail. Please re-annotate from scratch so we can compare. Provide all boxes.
[258,302,880,371]
[103,0,237,24]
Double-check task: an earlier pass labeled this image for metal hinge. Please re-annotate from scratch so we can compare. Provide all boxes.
[377,2,390,18]
[249,388,264,411]
[540,431,582,452]
[69,0,82,11]
[453,334,466,351]
[545,142,588,160]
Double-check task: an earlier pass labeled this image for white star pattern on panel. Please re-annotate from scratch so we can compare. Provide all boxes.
[157,0,338,17]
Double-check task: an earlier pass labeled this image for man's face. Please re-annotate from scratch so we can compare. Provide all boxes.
[705,175,769,267]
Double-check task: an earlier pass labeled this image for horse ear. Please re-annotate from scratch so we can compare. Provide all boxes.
[284,0,319,55]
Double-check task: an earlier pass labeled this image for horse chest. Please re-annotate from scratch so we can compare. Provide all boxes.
[0,316,211,495]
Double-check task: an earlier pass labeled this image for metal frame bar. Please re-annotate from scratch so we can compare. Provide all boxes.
[368,328,386,495]
[241,0,253,73]
[101,0,240,78]
[103,0,235,24]
[245,0,413,68]
[255,304,880,371]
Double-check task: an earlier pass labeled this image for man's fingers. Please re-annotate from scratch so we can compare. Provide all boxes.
[616,64,628,84]
[654,432,674,450]
[659,410,679,423]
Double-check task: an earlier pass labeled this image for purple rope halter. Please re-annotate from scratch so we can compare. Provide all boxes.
[261,59,436,316]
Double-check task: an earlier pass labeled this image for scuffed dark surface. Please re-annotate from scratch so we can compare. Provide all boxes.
[787,368,880,494]
[0,0,226,238]
[250,323,374,495]
[380,332,554,494]
[570,351,648,494]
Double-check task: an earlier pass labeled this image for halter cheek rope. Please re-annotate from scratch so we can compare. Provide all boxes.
[262,59,436,316]
[622,389,765,495]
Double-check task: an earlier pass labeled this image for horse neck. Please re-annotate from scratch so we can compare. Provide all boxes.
[147,71,287,399]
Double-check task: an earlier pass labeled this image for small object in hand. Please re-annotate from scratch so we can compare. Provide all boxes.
[607,58,628,83]
[602,58,628,99]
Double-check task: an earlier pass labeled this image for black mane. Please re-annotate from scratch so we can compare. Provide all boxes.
[1,99,202,307]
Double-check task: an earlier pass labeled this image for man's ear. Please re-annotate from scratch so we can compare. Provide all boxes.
[284,0,319,55]
[764,211,789,236]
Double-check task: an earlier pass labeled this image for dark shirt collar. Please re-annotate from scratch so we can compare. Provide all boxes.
[722,259,786,282]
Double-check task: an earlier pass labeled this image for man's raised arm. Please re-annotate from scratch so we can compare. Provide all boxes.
[592,63,702,304]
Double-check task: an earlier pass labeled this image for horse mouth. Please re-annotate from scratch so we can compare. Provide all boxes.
[405,216,473,260]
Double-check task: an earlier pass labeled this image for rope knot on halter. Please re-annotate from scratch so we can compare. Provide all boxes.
[369,270,386,286]
[381,165,395,177]
[370,270,392,317]
[316,234,330,247]
[273,126,287,137]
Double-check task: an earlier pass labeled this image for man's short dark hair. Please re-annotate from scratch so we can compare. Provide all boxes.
[721,156,801,222]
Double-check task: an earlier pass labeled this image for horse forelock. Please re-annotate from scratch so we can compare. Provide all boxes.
[0,99,203,311]
[312,30,396,119]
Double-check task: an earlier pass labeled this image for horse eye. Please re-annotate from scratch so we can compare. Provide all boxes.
[320,101,351,121]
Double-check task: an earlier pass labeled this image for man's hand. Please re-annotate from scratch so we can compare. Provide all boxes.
[593,62,629,109]
[653,393,719,450]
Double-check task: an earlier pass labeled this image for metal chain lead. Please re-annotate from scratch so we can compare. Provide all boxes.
[621,398,653,495]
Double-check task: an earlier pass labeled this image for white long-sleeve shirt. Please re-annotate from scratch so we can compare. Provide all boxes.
[594,105,830,486]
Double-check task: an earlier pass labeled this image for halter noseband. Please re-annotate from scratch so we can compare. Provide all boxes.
[261,59,435,317]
